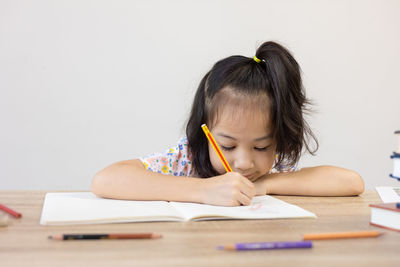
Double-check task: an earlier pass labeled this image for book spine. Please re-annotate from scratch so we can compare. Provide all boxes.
[370,222,400,232]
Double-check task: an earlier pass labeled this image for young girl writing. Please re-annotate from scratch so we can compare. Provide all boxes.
[91,41,364,206]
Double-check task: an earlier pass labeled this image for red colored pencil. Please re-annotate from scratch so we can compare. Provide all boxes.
[48,233,162,240]
[0,204,22,218]
[201,124,232,173]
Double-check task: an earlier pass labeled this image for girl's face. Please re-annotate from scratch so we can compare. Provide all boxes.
[208,105,276,182]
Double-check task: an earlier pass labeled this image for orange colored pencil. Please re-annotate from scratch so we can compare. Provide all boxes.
[303,230,382,240]
[201,124,232,173]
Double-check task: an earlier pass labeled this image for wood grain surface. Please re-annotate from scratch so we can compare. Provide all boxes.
[0,190,398,267]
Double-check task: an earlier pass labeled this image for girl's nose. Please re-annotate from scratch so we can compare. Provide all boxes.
[232,153,255,171]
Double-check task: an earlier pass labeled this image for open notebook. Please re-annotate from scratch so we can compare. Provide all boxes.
[40,192,316,225]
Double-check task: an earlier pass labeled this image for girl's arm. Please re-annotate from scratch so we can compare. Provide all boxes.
[253,165,364,196]
[91,159,255,206]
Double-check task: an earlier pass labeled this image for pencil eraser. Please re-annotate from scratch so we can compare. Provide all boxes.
[396,203,400,209]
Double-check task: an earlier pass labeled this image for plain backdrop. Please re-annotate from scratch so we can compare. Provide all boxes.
[1,0,399,190]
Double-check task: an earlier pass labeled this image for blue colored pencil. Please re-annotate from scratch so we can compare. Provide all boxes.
[217,241,312,251]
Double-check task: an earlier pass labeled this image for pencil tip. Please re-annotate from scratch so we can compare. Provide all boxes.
[48,234,62,240]
[216,245,224,250]
[152,234,163,239]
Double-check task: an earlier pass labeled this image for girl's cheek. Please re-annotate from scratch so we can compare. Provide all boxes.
[209,151,225,174]
[263,152,276,173]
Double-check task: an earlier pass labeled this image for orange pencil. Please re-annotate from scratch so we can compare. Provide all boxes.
[201,124,232,173]
[303,230,382,240]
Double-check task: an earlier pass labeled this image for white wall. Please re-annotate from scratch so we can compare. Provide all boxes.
[1,0,399,190]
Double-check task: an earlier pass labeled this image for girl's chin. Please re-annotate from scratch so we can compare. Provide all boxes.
[249,176,259,182]
[250,173,269,182]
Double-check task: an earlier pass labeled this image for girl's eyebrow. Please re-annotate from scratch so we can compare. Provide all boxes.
[217,133,272,141]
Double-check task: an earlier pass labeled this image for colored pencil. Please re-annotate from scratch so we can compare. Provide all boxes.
[48,233,162,240]
[201,124,232,172]
[217,241,312,251]
[303,230,382,240]
[0,203,22,218]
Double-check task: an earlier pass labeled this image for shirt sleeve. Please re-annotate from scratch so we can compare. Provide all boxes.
[139,137,193,177]
[268,162,299,174]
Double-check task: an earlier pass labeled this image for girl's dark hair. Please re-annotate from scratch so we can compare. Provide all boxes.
[186,41,318,178]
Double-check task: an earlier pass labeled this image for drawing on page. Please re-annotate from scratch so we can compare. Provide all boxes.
[249,203,262,211]
[247,202,279,214]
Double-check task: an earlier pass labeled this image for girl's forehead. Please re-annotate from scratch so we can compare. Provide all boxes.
[210,104,272,136]
[206,86,272,135]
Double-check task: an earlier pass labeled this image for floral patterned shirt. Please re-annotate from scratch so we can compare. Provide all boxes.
[139,136,297,177]
[140,137,194,177]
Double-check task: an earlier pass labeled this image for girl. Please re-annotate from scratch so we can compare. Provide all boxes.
[91,41,364,206]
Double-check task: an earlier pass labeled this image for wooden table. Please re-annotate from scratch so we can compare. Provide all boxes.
[0,190,398,267]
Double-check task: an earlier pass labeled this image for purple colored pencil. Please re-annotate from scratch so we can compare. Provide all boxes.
[217,241,312,251]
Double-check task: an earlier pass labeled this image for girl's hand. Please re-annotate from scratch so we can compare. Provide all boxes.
[252,174,271,196]
[199,172,255,206]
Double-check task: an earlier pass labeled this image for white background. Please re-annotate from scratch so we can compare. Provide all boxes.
[1,0,399,190]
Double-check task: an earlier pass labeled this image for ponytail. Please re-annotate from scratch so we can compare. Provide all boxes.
[255,42,318,167]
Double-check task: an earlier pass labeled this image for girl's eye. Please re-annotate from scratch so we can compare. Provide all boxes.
[255,146,269,151]
[220,145,235,151]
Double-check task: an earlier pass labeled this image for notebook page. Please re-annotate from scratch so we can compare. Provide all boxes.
[170,195,316,221]
[40,192,182,225]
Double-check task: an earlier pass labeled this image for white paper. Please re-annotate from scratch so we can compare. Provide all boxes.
[375,186,400,203]
[40,192,316,225]
[40,192,182,225]
[170,195,316,221]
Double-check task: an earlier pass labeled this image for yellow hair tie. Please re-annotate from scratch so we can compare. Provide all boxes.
[253,56,261,63]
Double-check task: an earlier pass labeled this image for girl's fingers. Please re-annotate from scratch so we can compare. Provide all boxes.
[236,190,252,206]
[241,176,255,188]
[239,177,256,199]
[239,185,255,201]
